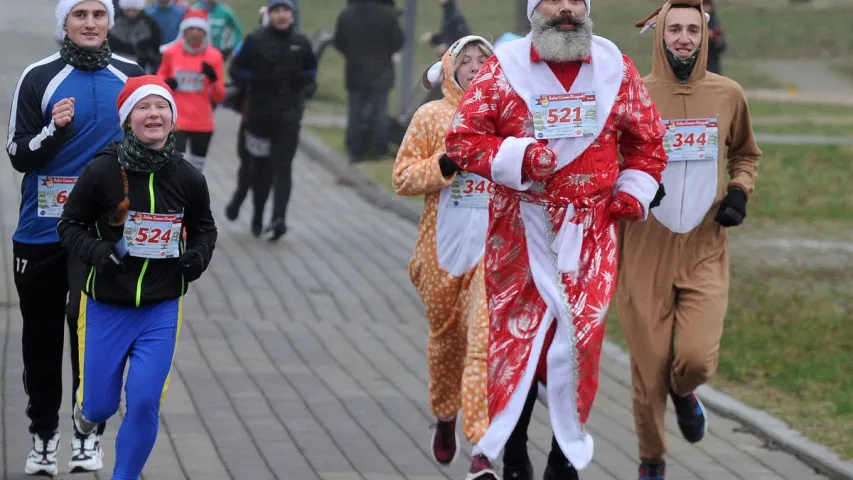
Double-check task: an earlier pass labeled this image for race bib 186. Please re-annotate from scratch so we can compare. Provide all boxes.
[37,176,77,218]
[663,118,719,162]
[531,92,597,139]
[175,70,205,93]
[123,211,183,259]
[450,172,493,208]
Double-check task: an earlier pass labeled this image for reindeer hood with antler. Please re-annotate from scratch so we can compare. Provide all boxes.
[636,0,709,84]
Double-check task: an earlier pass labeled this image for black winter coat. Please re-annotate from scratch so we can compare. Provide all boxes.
[58,143,217,307]
[333,0,405,91]
[230,26,317,131]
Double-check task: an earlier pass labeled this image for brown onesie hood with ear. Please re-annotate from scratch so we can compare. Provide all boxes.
[637,0,708,84]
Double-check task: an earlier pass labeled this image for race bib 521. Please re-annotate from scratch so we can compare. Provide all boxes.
[663,117,719,162]
[531,92,597,140]
[123,211,183,259]
[37,176,76,218]
[175,70,205,93]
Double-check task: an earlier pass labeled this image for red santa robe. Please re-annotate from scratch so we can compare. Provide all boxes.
[445,33,667,469]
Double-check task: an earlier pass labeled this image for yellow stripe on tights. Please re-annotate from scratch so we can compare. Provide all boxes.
[160,296,184,407]
[76,293,88,408]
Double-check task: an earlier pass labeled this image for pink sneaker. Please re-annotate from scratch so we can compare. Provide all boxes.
[430,417,459,465]
[466,454,499,480]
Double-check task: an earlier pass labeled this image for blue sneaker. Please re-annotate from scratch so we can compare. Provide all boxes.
[638,461,665,480]
[670,389,707,443]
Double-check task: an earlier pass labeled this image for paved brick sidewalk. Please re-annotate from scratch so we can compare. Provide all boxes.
[0,2,831,479]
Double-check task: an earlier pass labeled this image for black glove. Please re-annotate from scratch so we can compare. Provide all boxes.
[92,241,123,277]
[179,249,205,283]
[714,186,747,227]
[164,77,178,90]
[649,183,666,209]
[439,153,462,177]
[201,62,218,82]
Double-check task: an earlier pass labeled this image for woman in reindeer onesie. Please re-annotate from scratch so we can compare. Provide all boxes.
[392,35,495,470]
[617,1,761,479]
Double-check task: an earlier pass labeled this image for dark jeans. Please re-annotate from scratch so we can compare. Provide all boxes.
[504,382,569,470]
[230,121,301,226]
[345,87,391,159]
[174,131,214,172]
[12,241,106,436]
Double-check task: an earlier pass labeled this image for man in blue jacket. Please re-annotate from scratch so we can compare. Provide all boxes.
[7,0,143,475]
[145,0,187,45]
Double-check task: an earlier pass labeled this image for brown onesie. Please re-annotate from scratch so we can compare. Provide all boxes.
[616,0,762,462]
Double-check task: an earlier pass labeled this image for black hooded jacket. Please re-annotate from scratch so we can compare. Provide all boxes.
[333,0,405,91]
[58,143,217,307]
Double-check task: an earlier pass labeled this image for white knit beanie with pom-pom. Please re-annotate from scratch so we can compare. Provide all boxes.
[55,0,115,41]
[527,0,590,21]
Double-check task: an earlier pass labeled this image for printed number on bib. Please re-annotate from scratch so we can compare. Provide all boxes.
[123,211,183,259]
[663,118,718,162]
[244,130,272,157]
[175,70,205,93]
[531,92,597,139]
[37,176,77,218]
[450,172,493,208]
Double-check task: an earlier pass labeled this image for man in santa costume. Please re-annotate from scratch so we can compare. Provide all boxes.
[617,2,761,479]
[445,0,668,478]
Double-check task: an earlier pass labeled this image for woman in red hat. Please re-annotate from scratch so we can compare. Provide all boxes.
[57,75,217,479]
[157,9,226,172]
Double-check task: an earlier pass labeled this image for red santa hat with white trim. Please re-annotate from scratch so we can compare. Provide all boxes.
[527,0,590,20]
[116,75,179,127]
[55,0,115,41]
[179,9,210,36]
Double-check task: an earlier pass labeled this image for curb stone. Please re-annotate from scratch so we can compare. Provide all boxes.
[298,130,853,480]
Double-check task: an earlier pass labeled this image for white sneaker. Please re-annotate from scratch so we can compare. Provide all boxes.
[69,430,104,473]
[24,430,59,476]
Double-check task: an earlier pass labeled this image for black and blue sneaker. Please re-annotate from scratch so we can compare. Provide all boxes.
[670,388,707,443]
[637,461,666,480]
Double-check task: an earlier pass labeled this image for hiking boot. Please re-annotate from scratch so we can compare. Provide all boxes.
[430,417,458,465]
[637,461,666,480]
[465,454,499,480]
[68,430,103,473]
[503,454,534,480]
[251,213,264,238]
[543,462,579,480]
[267,218,288,243]
[25,430,59,477]
[225,201,240,221]
[670,388,707,443]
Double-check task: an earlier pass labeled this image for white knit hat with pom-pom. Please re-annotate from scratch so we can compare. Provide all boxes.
[55,0,115,41]
[527,0,590,21]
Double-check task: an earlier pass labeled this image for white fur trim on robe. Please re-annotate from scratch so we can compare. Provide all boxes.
[491,137,538,191]
[614,169,659,221]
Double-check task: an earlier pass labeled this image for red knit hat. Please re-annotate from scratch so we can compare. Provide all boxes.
[180,9,210,35]
[116,75,178,127]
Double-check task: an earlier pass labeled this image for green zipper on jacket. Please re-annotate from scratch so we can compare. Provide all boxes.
[134,173,155,307]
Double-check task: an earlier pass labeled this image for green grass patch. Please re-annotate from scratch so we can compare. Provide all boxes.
[747,144,853,221]
[831,63,853,81]
[748,100,853,118]
[607,263,853,459]
[228,0,852,109]
[754,122,853,138]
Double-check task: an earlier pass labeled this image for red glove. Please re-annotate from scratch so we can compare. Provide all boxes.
[522,143,557,182]
[609,191,644,221]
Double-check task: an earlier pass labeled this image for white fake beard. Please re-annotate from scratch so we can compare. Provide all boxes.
[530,9,594,63]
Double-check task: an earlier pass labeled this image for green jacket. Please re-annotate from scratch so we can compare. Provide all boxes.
[193,1,244,52]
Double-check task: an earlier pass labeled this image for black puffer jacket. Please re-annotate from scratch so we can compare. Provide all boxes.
[333,0,405,91]
[230,25,317,131]
[58,143,217,307]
